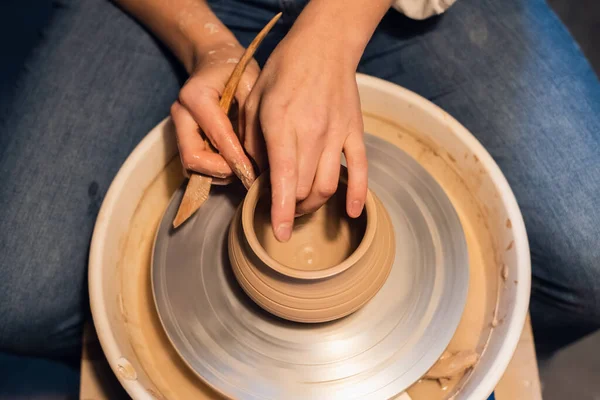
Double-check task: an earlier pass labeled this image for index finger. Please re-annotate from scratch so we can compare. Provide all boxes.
[265,125,297,243]
[179,85,256,189]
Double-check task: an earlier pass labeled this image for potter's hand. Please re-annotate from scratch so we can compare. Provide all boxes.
[245,0,387,242]
[171,40,259,186]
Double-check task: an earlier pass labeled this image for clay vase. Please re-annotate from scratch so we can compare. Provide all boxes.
[228,167,395,323]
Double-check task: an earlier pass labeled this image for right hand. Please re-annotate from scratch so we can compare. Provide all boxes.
[243,14,368,243]
[171,40,260,188]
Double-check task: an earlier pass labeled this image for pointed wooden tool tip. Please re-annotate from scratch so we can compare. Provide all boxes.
[172,174,212,228]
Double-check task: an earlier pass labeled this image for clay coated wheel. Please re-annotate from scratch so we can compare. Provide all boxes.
[152,133,469,400]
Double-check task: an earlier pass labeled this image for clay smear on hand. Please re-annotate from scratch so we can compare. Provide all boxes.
[203,22,219,34]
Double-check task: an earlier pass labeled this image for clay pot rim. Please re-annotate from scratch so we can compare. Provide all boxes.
[241,170,378,281]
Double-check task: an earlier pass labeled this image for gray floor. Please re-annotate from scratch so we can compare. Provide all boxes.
[0,0,599,399]
[540,332,600,399]
[547,0,600,75]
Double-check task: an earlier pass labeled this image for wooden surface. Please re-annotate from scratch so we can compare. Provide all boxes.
[79,315,542,400]
[494,314,543,400]
[79,322,128,400]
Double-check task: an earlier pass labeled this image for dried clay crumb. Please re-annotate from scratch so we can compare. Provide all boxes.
[204,22,219,34]
[437,377,451,390]
[146,388,166,400]
[501,264,509,281]
[424,350,479,380]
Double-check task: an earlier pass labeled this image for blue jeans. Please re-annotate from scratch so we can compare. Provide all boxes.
[0,0,599,361]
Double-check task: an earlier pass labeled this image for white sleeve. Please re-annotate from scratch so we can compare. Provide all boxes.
[391,0,457,20]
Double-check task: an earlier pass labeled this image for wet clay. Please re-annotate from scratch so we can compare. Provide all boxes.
[116,112,498,399]
[229,172,394,323]
[424,351,479,379]
[253,187,366,272]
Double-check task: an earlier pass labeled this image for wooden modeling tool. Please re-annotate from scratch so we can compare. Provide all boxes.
[172,12,282,228]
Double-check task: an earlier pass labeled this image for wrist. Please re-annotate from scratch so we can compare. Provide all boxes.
[292,0,393,68]
[114,0,239,75]
[189,34,241,72]
[176,4,239,73]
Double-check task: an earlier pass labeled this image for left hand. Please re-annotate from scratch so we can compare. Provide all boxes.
[172,39,260,188]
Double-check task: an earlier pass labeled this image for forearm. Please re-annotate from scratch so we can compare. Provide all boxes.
[113,0,238,73]
[293,0,394,67]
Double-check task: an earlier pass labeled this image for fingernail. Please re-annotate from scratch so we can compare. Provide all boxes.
[349,200,363,218]
[275,222,292,242]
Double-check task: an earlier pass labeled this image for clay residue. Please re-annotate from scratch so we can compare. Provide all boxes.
[203,22,219,34]
[501,264,509,281]
[252,187,365,272]
[424,350,479,379]
[116,357,138,381]
[491,316,505,328]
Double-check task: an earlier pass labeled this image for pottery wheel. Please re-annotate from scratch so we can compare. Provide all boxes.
[152,134,469,400]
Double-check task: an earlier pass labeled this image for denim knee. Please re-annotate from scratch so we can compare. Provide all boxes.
[0,257,86,358]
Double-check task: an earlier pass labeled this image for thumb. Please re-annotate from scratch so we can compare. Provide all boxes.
[179,83,256,189]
